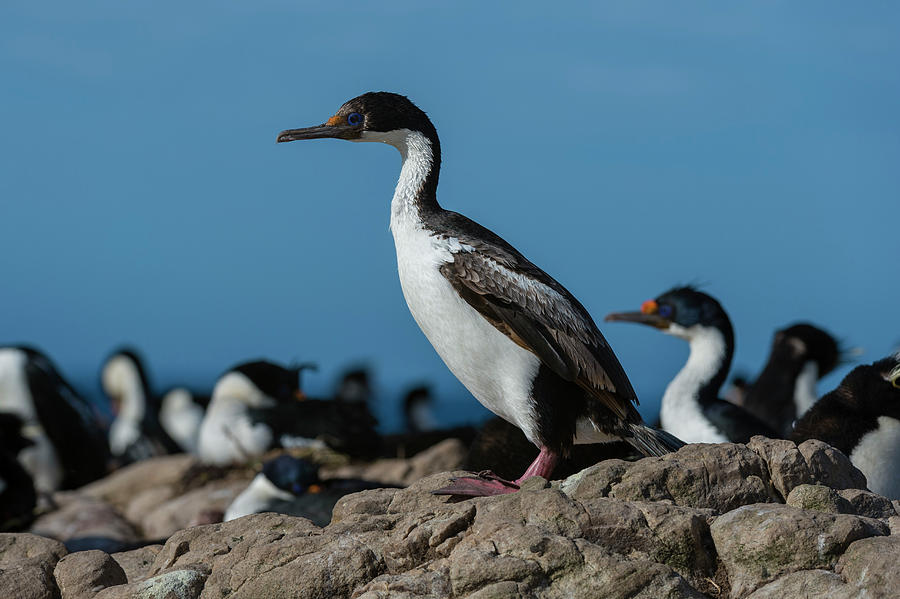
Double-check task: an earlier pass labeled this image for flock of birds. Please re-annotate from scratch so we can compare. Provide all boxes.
[2,91,898,534]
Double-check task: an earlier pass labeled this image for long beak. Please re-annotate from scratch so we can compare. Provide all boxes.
[277,124,355,143]
[604,311,671,329]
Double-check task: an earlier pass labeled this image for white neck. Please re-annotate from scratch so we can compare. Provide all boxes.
[660,325,729,439]
[357,129,434,229]
[103,356,146,423]
[793,360,820,419]
[0,349,34,421]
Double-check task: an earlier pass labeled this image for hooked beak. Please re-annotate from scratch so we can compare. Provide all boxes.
[277,124,357,143]
[604,311,671,329]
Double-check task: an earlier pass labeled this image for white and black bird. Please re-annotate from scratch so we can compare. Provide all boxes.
[792,352,900,499]
[606,286,778,444]
[159,387,208,455]
[102,348,181,463]
[740,323,842,436]
[0,346,108,491]
[277,92,681,496]
[196,361,305,466]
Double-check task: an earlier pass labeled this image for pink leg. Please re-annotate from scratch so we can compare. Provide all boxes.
[515,446,559,484]
[433,446,559,497]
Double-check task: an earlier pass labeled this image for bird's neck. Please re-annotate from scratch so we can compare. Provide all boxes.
[793,360,820,418]
[116,375,146,423]
[387,129,442,229]
[665,326,733,408]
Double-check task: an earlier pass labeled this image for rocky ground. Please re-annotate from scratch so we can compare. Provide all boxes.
[2,437,899,598]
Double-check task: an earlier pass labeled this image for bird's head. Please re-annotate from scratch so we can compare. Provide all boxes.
[277,91,438,152]
[605,286,731,342]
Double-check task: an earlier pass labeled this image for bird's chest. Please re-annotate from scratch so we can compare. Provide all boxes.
[850,416,900,499]
[390,218,540,435]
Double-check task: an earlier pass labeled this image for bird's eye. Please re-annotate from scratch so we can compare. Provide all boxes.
[658,305,674,318]
[347,112,363,126]
[891,366,900,389]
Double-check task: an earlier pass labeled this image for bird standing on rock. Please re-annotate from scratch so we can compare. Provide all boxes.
[277,92,682,496]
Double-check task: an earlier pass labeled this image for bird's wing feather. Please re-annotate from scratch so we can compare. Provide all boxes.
[435,222,637,421]
[704,399,779,443]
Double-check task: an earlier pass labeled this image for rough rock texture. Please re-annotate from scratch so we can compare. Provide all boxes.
[323,438,467,486]
[111,545,163,583]
[19,440,900,598]
[560,442,778,512]
[710,503,887,597]
[0,533,67,599]
[53,550,126,599]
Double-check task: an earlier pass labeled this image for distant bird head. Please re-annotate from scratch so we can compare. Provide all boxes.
[215,360,305,407]
[771,323,842,377]
[605,286,732,342]
[101,347,151,414]
[335,368,371,404]
[261,455,321,496]
[827,352,900,418]
[277,92,439,150]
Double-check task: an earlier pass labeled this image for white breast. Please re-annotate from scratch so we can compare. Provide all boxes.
[850,416,900,500]
[391,217,541,443]
[383,129,541,445]
[160,388,204,454]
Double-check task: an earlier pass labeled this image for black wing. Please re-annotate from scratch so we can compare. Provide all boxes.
[25,356,110,488]
[704,399,780,443]
[433,212,639,422]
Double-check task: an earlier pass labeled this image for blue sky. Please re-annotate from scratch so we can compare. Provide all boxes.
[1,2,898,431]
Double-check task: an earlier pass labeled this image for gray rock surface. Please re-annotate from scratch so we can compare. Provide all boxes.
[560,442,777,512]
[53,550,126,599]
[111,545,163,583]
[16,440,900,598]
[710,503,887,597]
[0,533,67,599]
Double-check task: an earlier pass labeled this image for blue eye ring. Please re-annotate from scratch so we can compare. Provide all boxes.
[658,304,674,318]
[347,112,363,126]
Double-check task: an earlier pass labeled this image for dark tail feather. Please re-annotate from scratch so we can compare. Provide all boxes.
[625,424,685,457]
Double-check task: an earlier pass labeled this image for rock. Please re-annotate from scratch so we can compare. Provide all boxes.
[747,437,868,499]
[745,570,853,599]
[94,567,208,599]
[797,440,868,491]
[140,477,250,538]
[0,533,67,599]
[836,534,900,596]
[124,487,177,527]
[30,494,139,549]
[710,503,887,598]
[323,438,467,486]
[561,443,778,513]
[53,550,126,599]
[145,512,385,598]
[836,488,897,519]
[111,545,162,583]
[80,455,198,512]
[785,484,850,514]
[580,498,716,587]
